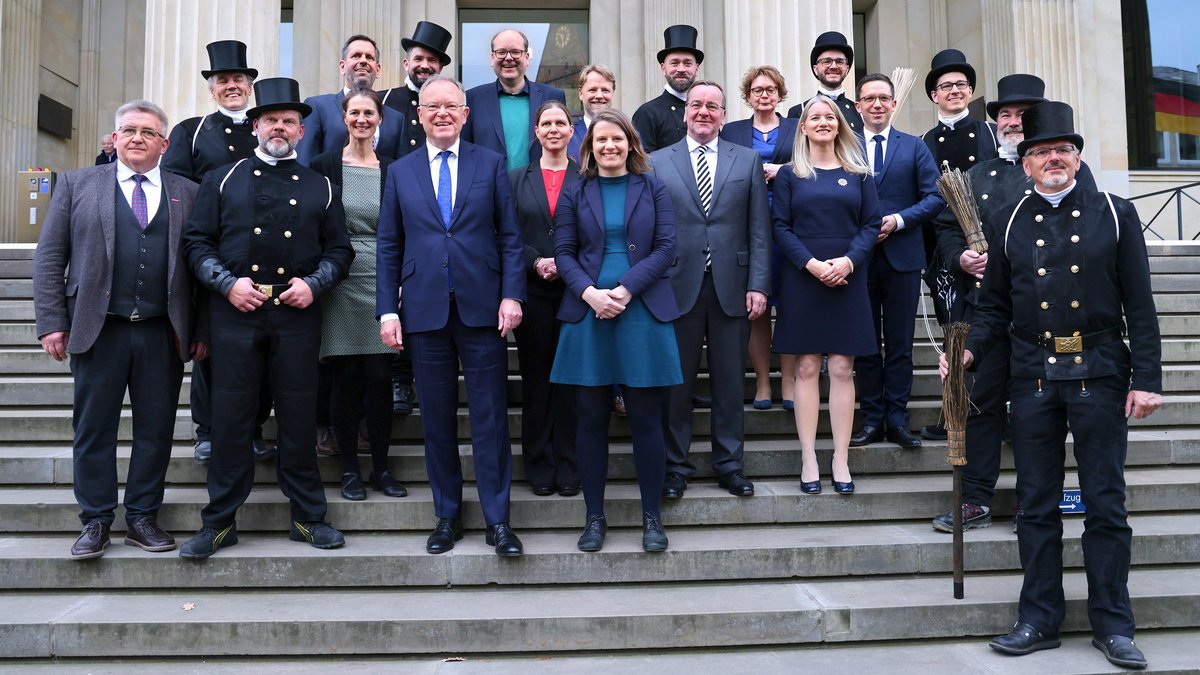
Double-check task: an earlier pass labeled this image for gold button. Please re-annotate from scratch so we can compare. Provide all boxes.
[982,194,989,200]
[254,170,262,176]
[289,199,297,205]
[990,170,997,176]
[1071,235,1080,243]
[1048,356,1057,364]
[292,175,299,181]
[1036,239,1045,247]
[251,264,259,272]
[1044,331,1053,338]
[938,136,945,142]
[284,231,292,238]
[1035,215,1044,223]
[277,267,284,275]
[968,155,975,161]
[1040,301,1049,309]
[1071,300,1080,308]
[1071,265,1079,273]
[1071,210,1080,218]
[273,298,281,305]
[253,227,262,235]
[1038,268,1046,276]
[1074,356,1083,364]
[224,128,231,134]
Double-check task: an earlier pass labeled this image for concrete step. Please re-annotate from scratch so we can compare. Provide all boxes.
[2,513,1197,590]
[2,567,1197,658]
[3,467,1199,533]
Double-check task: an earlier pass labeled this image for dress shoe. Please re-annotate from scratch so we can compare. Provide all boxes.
[831,479,855,494]
[290,521,345,549]
[557,483,581,497]
[340,472,367,501]
[316,426,340,456]
[252,437,277,462]
[179,523,238,559]
[70,521,110,560]
[886,427,923,449]
[193,440,212,465]
[124,517,176,552]
[370,470,408,498]
[920,423,948,440]
[486,523,524,557]
[642,512,668,552]
[932,503,991,533]
[989,622,1061,655]
[662,472,687,498]
[530,484,556,497]
[849,425,885,447]
[577,515,607,552]
[392,380,414,415]
[718,470,755,496]
[751,398,772,410]
[692,394,712,408]
[781,399,794,411]
[800,480,822,494]
[1092,635,1148,669]
[426,518,463,554]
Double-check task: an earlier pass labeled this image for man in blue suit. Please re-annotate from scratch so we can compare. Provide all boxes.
[376,75,527,558]
[296,34,404,165]
[462,28,566,171]
[850,73,945,449]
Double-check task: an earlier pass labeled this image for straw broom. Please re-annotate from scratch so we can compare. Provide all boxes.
[942,322,971,599]
[937,161,988,254]
[890,67,917,118]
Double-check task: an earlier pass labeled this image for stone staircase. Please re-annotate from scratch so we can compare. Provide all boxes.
[2,241,1200,671]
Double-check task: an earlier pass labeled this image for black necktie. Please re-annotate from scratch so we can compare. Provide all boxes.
[872,134,885,173]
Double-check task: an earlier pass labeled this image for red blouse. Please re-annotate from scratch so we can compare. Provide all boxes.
[542,168,566,217]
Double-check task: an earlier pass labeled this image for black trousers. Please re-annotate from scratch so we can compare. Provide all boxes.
[960,335,1011,508]
[577,385,667,519]
[328,353,393,476]
[190,344,272,440]
[1010,375,1135,639]
[70,316,182,526]
[857,253,921,430]
[513,292,578,489]
[202,301,327,527]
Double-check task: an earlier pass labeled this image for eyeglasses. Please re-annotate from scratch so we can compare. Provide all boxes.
[420,103,463,113]
[858,95,894,105]
[687,102,725,113]
[750,86,779,97]
[816,57,849,68]
[935,80,972,93]
[116,126,164,141]
[1025,144,1078,160]
[491,49,527,59]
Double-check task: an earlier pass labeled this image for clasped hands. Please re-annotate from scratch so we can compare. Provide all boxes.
[807,256,853,287]
[583,285,631,319]
[226,276,313,312]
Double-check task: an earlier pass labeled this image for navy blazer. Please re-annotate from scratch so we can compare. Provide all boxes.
[296,90,404,166]
[553,173,680,324]
[462,78,567,167]
[719,115,799,166]
[870,128,946,273]
[566,118,589,163]
[375,141,526,332]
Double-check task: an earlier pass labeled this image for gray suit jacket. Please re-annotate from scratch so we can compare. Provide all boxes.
[650,138,771,316]
[33,162,199,359]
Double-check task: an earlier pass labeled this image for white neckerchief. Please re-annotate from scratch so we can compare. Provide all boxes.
[664,84,687,102]
[1036,180,1077,207]
[818,86,846,100]
[217,105,249,124]
[999,145,1020,162]
[937,109,970,129]
[254,146,297,165]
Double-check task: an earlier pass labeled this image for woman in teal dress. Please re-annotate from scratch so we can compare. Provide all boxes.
[551,109,681,553]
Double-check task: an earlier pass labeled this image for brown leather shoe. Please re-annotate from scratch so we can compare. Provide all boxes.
[124,517,177,552]
[316,426,340,456]
[70,521,110,560]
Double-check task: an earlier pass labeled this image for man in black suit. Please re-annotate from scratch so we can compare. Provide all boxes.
[786,31,863,135]
[34,100,203,559]
[632,25,702,153]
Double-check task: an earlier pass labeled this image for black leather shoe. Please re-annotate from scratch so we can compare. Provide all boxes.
[252,437,277,462]
[662,472,687,498]
[642,512,668,552]
[392,380,414,415]
[486,523,524,557]
[920,423,948,440]
[718,470,755,496]
[557,483,581,497]
[577,515,607,552]
[1092,635,1148,669]
[692,394,712,408]
[340,472,367,501]
[989,622,1061,655]
[831,479,855,494]
[193,440,212,465]
[179,523,238,559]
[124,517,176,552]
[800,480,822,494]
[70,521,110,560]
[290,521,345,549]
[370,470,408,498]
[426,518,463,554]
[849,425,885,447]
[530,484,556,496]
[887,427,923,449]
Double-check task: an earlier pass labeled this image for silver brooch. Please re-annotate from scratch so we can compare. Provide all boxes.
[837,178,848,186]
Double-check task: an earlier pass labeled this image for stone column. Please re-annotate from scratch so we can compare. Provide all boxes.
[0,0,42,243]
[863,0,945,135]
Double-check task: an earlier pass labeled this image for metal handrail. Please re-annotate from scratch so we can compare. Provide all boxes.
[1128,181,1200,240]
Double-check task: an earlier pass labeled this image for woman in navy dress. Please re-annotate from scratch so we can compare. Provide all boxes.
[551,109,681,553]
[773,97,881,495]
[720,65,799,410]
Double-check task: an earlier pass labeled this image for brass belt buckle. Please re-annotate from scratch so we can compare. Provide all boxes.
[1053,335,1082,353]
[255,283,273,298]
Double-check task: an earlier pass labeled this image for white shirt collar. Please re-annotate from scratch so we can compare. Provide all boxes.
[426,139,462,163]
[217,105,249,124]
[999,145,1020,162]
[818,86,846,99]
[1036,180,1077,207]
[938,109,970,129]
[664,84,688,102]
[686,135,718,154]
[254,147,296,165]
[116,159,161,185]
[405,77,420,93]
[866,125,892,141]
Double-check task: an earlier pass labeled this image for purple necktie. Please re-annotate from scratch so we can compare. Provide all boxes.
[131,174,148,229]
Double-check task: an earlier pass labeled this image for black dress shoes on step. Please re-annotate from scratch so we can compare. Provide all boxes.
[530,484,556,496]
[849,425,884,447]
[70,521,110,560]
[392,380,415,415]
[1092,635,1148,669]
[290,521,345,549]
[370,470,408,498]
[426,518,463,554]
[662,472,687,498]
[800,480,822,494]
[718,470,755,496]
[179,523,238,559]
[831,479,855,494]
[124,517,176,552]
[341,473,367,501]
[577,515,607,552]
[642,512,668,552]
[989,622,1061,655]
[486,523,524,557]
[920,423,948,440]
[557,483,581,497]
[887,427,923,449]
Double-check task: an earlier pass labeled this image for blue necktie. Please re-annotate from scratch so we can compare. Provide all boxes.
[437,150,453,228]
[872,134,885,175]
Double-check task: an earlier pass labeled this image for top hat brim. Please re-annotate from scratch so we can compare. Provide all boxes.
[201,67,259,80]
[925,63,976,101]
[986,95,1047,121]
[247,100,312,120]
[657,47,704,64]
[401,38,451,66]
[1017,132,1084,159]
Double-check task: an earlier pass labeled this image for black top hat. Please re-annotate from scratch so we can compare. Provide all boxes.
[402,21,453,66]
[810,31,854,68]
[1016,101,1085,158]
[657,25,704,64]
[201,40,258,80]
[986,74,1047,120]
[247,78,311,119]
[925,49,976,101]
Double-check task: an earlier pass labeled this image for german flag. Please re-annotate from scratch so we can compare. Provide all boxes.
[1155,77,1200,136]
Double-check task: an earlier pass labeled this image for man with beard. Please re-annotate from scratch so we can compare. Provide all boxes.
[567,63,616,161]
[296,34,404,165]
[785,31,863,136]
[633,25,702,153]
[945,101,1161,671]
[930,75,1098,534]
[180,78,353,558]
[162,40,275,466]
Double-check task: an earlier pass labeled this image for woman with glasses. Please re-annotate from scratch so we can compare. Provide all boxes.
[773,97,881,496]
[721,66,799,412]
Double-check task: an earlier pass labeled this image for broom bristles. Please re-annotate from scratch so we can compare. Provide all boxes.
[937,162,988,254]
[891,67,917,118]
[942,322,971,467]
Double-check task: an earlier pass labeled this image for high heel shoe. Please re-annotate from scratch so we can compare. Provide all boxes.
[800,479,822,494]
[831,479,855,494]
